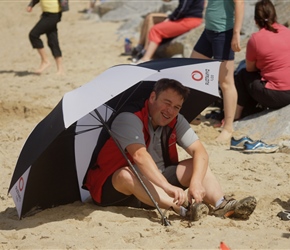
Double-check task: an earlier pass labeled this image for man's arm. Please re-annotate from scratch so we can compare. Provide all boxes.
[126,143,186,206]
[184,139,209,203]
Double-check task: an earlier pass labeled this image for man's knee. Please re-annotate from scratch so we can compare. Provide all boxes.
[112,167,135,194]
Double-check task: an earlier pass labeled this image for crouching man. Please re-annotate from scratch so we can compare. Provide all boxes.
[83,78,256,221]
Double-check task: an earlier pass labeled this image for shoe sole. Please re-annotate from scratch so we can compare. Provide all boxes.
[230,146,245,150]
[233,196,257,219]
[243,146,279,154]
[190,203,209,221]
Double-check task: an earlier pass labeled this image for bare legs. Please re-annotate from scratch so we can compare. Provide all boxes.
[217,60,236,142]
[35,48,64,75]
[112,159,224,215]
[138,13,167,50]
[55,56,64,75]
[176,158,224,206]
[133,13,167,63]
[140,41,159,62]
[35,48,51,74]
[112,166,184,213]
[191,50,236,142]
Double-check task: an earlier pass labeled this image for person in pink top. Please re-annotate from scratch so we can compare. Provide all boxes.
[234,0,290,120]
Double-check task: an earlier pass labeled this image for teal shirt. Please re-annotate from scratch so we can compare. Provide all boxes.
[205,0,235,32]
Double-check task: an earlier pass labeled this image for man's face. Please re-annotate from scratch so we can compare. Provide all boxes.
[148,88,184,129]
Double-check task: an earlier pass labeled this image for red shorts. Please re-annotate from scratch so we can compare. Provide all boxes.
[149,17,203,44]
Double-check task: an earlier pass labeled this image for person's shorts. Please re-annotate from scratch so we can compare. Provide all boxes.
[94,165,186,208]
[194,28,234,60]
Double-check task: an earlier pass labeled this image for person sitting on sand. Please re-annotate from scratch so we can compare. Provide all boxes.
[83,78,257,222]
[132,0,205,64]
[234,0,290,120]
[27,0,65,75]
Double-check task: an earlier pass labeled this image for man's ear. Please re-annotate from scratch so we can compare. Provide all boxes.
[149,91,156,103]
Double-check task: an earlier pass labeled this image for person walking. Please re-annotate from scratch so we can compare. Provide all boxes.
[27,0,66,74]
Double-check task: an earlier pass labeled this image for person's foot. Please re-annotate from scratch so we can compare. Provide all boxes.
[187,203,209,221]
[212,196,257,220]
[35,61,51,74]
[212,196,237,218]
[233,196,257,219]
[130,59,150,65]
[56,67,65,76]
[215,127,233,143]
[131,45,143,58]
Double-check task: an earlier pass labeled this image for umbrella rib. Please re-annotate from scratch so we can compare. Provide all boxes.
[74,126,103,136]
[113,81,145,112]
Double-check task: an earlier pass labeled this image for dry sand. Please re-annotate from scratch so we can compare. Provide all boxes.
[1,2,290,249]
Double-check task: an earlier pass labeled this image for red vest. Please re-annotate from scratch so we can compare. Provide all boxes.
[84,100,179,203]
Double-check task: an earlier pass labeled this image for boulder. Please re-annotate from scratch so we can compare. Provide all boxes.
[233,104,290,153]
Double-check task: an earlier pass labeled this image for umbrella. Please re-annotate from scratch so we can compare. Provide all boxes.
[8,58,221,222]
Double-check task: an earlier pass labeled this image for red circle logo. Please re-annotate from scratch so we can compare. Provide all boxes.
[19,177,24,191]
[191,70,203,81]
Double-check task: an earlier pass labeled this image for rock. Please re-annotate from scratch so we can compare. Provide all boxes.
[91,1,290,153]
[154,38,184,58]
[233,105,290,149]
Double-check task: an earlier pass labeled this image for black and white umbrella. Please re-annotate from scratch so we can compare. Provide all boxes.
[8,58,221,220]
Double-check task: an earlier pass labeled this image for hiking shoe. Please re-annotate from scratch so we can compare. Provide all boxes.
[187,203,209,221]
[230,136,254,150]
[131,44,143,56]
[233,196,257,220]
[212,196,237,218]
[243,140,279,153]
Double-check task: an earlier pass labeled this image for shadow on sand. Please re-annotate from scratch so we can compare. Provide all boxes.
[0,70,39,77]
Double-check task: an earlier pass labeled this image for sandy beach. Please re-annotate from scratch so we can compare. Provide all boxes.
[1,2,290,249]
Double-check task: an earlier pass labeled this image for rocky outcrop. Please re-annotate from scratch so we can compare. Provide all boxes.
[91,0,290,59]
[233,105,290,153]
[90,1,290,152]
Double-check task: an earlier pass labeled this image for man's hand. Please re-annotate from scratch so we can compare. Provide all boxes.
[187,181,206,204]
[164,184,186,206]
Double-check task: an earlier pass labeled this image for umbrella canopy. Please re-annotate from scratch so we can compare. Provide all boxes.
[8,58,221,218]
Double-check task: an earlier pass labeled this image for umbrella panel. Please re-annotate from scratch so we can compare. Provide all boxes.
[21,125,80,217]
[106,80,219,123]
[9,59,221,218]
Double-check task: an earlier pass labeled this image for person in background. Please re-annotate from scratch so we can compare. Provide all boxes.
[86,0,103,15]
[27,0,65,75]
[83,78,257,222]
[234,0,290,120]
[132,0,205,63]
[87,0,96,14]
[191,0,244,142]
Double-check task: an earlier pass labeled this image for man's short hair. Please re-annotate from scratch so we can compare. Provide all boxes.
[153,78,190,101]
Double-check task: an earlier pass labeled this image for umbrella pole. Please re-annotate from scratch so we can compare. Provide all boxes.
[95,110,171,226]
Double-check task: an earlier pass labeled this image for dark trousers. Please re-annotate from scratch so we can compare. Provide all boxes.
[235,68,290,116]
[29,12,62,58]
